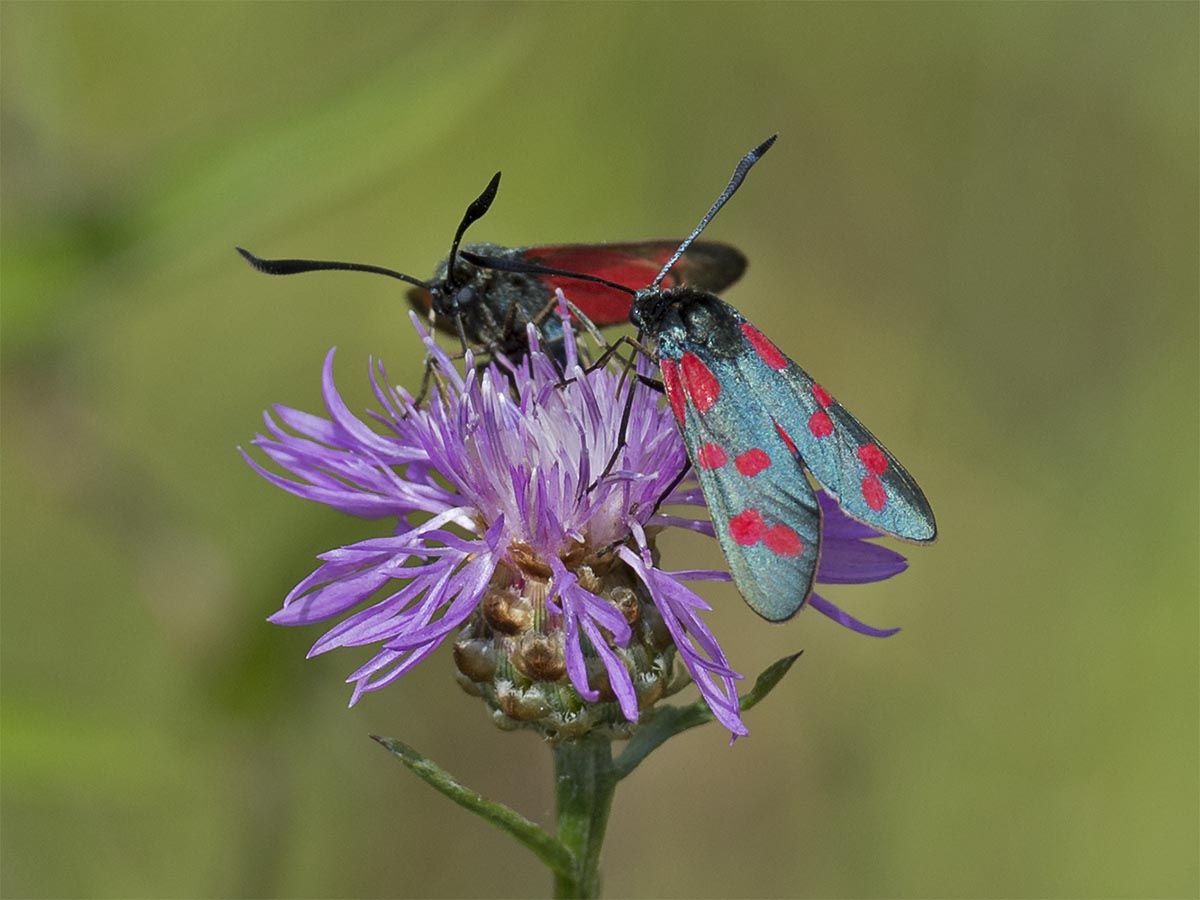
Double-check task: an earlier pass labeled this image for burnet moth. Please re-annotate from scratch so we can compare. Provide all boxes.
[237,172,746,364]
[462,136,936,622]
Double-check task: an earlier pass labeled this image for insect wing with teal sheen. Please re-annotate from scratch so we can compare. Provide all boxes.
[729,320,937,542]
[661,350,822,622]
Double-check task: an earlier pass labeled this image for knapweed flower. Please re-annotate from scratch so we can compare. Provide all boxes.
[243,303,910,738]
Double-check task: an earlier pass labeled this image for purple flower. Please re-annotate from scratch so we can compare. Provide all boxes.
[244,303,909,738]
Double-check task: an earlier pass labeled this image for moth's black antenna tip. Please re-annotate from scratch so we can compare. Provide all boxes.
[446,171,504,277]
[236,246,266,270]
[234,245,428,286]
[757,134,779,154]
[649,135,778,289]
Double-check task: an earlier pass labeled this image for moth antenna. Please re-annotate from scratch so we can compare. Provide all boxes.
[445,172,502,280]
[236,247,428,289]
[650,134,777,289]
[459,138,776,298]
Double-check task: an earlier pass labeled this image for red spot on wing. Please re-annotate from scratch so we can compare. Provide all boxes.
[735,448,771,476]
[697,443,728,469]
[857,443,888,475]
[729,510,804,556]
[729,509,767,546]
[680,352,720,412]
[811,383,833,409]
[808,410,834,438]
[774,420,799,456]
[660,359,686,424]
[740,323,788,370]
[763,524,804,557]
[862,475,887,511]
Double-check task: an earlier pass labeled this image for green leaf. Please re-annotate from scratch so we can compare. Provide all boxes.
[737,651,805,711]
[371,735,574,878]
[612,652,803,780]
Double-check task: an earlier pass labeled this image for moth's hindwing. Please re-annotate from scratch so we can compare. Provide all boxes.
[527,240,747,326]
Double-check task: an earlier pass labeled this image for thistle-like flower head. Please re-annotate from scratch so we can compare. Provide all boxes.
[245,301,910,738]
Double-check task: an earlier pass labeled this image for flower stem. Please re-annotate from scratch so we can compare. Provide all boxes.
[552,734,617,899]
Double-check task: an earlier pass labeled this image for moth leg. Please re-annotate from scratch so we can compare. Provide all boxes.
[527,292,561,331]
[451,313,472,356]
[411,350,454,409]
[412,355,434,408]
[520,292,607,368]
[500,297,523,339]
[410,308,442,409]
[587,334,653,373]
[593,378,639,489]
[586,354,664,491]
[557,340,624,390]
[557,296,608,349]
[647,458,692,518]
[595,335,662,401]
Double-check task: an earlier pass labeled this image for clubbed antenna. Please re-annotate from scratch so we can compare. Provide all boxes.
[651,134,777,289]
[235,171,504,291]
[445,172,501,281]
[459,137,778,300]
[235,247,428,288]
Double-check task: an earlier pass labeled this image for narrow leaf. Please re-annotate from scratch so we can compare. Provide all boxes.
[738,651,804,712]
[613,651,802,779]
[371,734,574,877]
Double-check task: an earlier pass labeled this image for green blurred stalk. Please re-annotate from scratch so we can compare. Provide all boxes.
[552,735,617,899]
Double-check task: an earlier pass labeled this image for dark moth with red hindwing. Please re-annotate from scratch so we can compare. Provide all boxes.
[237,172,746,365]
[463,135,937,622]
[408,238,746,359]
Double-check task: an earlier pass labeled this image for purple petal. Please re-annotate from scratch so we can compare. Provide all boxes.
[666,568,733,583]
[817,489,885,540]
[581,616,639,723]
[270,405,343,445]
[818,539,908,585]
[618,547,747,736]
[308,561,456,655]
[349,640,442,703]
[664,487,706,506]
[346,648,405,690]
[556,291,580,372]
[545,556,640,720]
[650,515,716,537]
[270,568,393,626]
[320,350,409,457]
[560,599,600,703]
[807,593,901,637]
[381,551,498,650]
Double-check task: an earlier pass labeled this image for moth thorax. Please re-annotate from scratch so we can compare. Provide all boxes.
[630,288,671,332]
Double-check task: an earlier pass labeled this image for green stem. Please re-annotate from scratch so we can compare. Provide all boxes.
[373,655,802,896]
[552,734,617,899]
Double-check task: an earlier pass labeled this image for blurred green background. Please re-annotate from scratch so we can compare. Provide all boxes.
[3,3,1196,898]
